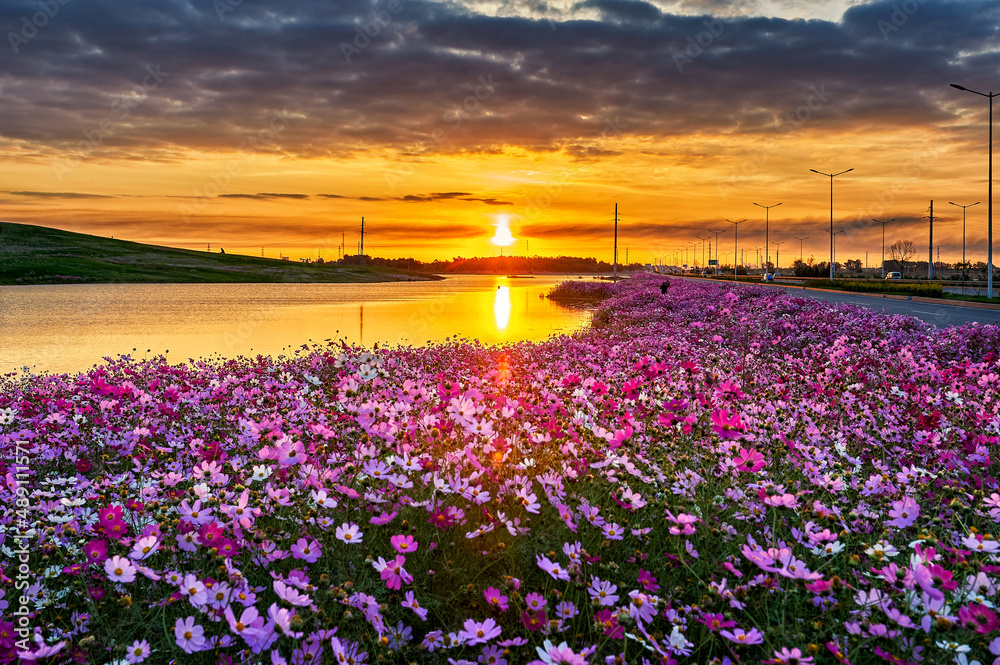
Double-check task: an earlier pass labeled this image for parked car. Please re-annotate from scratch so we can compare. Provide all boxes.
[885,272,902,280]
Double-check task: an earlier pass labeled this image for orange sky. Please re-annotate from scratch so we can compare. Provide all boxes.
[1,0,997,266]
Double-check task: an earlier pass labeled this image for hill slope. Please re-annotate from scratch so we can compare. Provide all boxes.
[0,223,438,284]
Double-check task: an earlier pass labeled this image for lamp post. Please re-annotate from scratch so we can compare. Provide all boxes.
[793,235,809,268]
[872,217,896,279]
[707,228,728,275]
[727,218,747,280]
[697,236,711,273]
[810,168,853,280]
[825,228,845,276]
[753,202,782,277]
[951,84,995,298]
[771,241,785,275]
[948,202,980,281]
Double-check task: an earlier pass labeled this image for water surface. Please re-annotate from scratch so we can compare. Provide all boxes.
[0,275,593,375]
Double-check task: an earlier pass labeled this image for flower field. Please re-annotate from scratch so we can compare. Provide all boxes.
[2,275,1000,665]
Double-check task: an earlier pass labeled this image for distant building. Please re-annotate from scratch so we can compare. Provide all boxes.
[299,258,312,263]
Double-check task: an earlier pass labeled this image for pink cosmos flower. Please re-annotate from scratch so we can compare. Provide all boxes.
[181,574,207,607]
[764,647,814,664]
[587,578,618,606]
[390,534,418,554]
[734,447,766,472]
[711,408,745,439]
[380,554,414,590]
[402,590,428,621]
[536,555,570,581]
[129,535,160,561]
[174,616,205,654]
[721,627,765,645]
[958,602,1000,634]
[521,610,545,632]
[104,555,136,584]
[224,605,263,643]
[273,579,312,606]
[335,522,363,544]
[458,618,502,645]
[697,613,737,632]
[886,496,920,529]
[484,587,509,612]
[529,639,591,665]
[290,537,322,563]
[83,539,108,565]
[124,639,151,664]
[594,609,624,638]
[269,602,304,638]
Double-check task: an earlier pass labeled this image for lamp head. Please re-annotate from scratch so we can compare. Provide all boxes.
[951,84,967,91]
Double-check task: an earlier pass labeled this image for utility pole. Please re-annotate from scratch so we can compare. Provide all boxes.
[360,217,365,267]
[613,204,619,279]
[207,243,211,252]
[927,201,933,279]
[261,247,264,258]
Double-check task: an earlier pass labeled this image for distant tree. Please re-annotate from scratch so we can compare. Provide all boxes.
[844,258,862,272]
[888,240,916,274]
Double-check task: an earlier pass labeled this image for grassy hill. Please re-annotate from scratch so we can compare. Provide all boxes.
[0,223,439,284]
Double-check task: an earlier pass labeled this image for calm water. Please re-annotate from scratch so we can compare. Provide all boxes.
[0,275,593,375]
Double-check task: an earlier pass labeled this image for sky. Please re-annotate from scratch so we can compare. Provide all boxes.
[1,0,999,265]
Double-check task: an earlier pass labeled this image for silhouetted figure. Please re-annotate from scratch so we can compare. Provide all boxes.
[220,248,225,254]
[660,280,671,294]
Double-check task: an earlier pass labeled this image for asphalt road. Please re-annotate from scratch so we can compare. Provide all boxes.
[761,284,1000,328]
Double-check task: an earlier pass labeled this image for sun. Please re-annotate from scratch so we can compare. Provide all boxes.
[490,215,516,246]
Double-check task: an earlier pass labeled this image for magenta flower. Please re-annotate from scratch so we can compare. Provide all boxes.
[959,602,1000,634]
[521,610,545,632]
[594,609,625,638]
[390,533,418,554]
[273,579,312,606]
[698,613,737,632]
[483,586,509,612]
[637,569,660,592]
[711,408,745,439]
[734,447,766,472]
[380,554,414,590]
[458,618,502,645]
[83,539,108,565]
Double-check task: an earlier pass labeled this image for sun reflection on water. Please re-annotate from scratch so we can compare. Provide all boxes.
[494,285,511,330]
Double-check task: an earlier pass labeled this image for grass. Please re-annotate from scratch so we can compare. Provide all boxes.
[0,222,439,285]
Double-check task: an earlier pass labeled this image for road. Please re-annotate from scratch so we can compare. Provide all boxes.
[761,284,1000,328]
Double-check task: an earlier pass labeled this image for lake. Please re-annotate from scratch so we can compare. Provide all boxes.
[0,275,595,376]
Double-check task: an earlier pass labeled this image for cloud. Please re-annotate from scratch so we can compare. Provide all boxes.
[6,191,115,198]
[218,193,311,200]
[0,0,996,163]
[320,192,514,205]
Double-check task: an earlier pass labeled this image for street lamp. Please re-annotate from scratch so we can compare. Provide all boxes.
[771,241,785,275]
[793,235,809,267]
[811,168,853,280]
[697,236,711,273]
[825,228,845,276]
[948,202,980,281]
[707,228,728,275]
[951,84,995,298]
[872,217,896,279]
[727,218,746,280]
[753,202,782,277]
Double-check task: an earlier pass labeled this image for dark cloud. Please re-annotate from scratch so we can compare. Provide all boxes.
[218,193,311,200]
[6,191,115,198]
[320,192,514,204]
[1,0,996,162]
